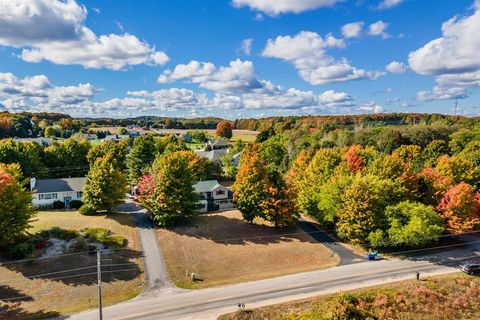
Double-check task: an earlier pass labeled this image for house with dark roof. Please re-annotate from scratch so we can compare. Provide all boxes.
[30,177,85,208]
[193,180,234,212]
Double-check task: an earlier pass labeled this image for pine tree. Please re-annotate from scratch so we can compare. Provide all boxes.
[126,136,157,184]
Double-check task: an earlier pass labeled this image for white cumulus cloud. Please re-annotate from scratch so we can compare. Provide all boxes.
[341,22,364,38]
[409,3,480,101]
[262,31,383,85]
[0,0,169,70]
[385,61,408,74]
[239,38,253,55]
[231,0,342,16]
[378,0,403,10]
[368,21,390,39]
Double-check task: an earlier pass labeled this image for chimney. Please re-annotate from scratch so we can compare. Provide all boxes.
[30,177,36,192]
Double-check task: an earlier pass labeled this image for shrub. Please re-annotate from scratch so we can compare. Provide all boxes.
[69,200,83,209]
[6,242,35,259]
[84,227,110,242]
[52,200,65,210]
[79,204,97,215]
[104,235,128,248]
[70,237,89,252]
[83,228,127,248]
[47,227,80,240]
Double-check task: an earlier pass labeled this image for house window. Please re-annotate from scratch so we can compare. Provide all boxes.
[77,191,83,198]
[216,189,225,195]
[39,193,57,200]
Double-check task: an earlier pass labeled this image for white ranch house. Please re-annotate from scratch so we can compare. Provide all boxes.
[31,177,85,208]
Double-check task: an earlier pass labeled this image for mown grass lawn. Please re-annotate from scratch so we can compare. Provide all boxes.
[0,210,144,319]
[219,273,480,320]
[157,210,338,289]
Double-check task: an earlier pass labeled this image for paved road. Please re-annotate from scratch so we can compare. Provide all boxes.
[115,201,173,293]
[69,253,473,320]
[297,218,364,265]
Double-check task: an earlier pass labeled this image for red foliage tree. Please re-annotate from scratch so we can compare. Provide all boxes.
[437,182,480,233]
[346,145,365,172]
[216,121,233,139]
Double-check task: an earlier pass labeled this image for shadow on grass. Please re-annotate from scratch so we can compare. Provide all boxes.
[0,286,60,320]
[0,303,61,320]
[167,214,317,246]
[2,248,143,286]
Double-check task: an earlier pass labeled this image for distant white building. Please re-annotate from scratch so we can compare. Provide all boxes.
[193,180,234,212]
[13,137,53,146]
[31,177,85,208]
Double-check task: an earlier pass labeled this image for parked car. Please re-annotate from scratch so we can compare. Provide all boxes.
[460,263,480,275]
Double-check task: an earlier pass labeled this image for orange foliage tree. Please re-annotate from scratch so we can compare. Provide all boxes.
[216,120,233,139]
[437,182,480,233]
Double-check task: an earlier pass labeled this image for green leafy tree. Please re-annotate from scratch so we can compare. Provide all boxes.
[87,139,129,170]
[137,152,198,227]
[369,201,444,247]
[422,139,450,167]
[337,174,403,243]
[259,135,288,169]
[83,156,127,213]
[126,136,157,184]
[0,167,36,246]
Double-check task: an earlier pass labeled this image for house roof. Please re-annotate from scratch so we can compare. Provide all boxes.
[193,180,222,193]
[195,149,227,161]
[33,177,86,193]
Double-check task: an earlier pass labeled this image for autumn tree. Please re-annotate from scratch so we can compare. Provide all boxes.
[437,182,480,233]
[369,201,444,247]
[232,144,269,223]
[422,139,450,167]
[137,152,197,227]
[435,155,479,185]
[0,166,36,246]
[261,168,296,227]
[83,156,127,213]
[152,150,218,181]
[216,120,233,139]
[337,174,403,243]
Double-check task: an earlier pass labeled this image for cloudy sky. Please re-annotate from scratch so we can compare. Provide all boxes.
[0,0,479,118]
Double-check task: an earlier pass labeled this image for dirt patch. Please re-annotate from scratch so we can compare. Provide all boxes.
[157,210,338,289]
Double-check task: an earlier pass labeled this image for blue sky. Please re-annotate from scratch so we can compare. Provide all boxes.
[0,0,479,118]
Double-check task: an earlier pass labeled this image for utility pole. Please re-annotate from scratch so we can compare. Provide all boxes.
[455,98,458,116]
[97,249,103,320]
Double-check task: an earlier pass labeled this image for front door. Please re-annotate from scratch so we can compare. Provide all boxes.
[64,197,71,207]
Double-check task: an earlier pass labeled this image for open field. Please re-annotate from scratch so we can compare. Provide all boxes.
[157,210,338,289]
[154,129,258,142]
[219,273,480,320]
[0,211,144,319]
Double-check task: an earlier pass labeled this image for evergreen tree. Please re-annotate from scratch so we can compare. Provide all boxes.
[126,136,156,184]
